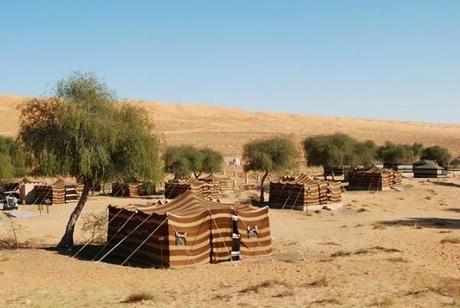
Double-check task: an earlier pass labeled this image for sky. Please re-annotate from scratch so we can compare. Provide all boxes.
[1,1,459,123]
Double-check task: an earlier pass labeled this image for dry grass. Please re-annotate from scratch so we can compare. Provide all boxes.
[440,237,460,244]
[238,280,289,294]
[332,246,401,258]
[120,292,155,304]
[310,298,341,305]
[386,257,409,263]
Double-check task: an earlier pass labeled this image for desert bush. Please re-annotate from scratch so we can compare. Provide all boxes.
[80,213,107,243]
[0,218,30,249]
[120,292,154,303]
[421,145,451,167]
[140,182,156,195]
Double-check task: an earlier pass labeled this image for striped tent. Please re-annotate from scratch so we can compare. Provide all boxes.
[269,174,342,210]
[346,166,402,191]
[164,178,222,200]
[107,191,271,267]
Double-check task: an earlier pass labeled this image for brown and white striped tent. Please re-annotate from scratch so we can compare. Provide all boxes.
[34,179,83,205]
[164,178,222,200]
[107,191,271,267]
[269,174,342,210]
[346,166,402,191]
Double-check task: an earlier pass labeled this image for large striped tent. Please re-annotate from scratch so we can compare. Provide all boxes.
[106,191,271,267]
[269,174,342,210]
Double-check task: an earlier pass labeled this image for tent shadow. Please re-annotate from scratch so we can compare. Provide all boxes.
[44,244,154,267]
[378,217,460,229]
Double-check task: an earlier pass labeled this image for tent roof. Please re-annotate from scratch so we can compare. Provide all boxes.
[112,191,263,217]
[413,160,445,170]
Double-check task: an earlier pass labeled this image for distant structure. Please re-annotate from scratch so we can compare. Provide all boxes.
[347,167,402,191]
[228,158,241,167]
[413,160,447,178]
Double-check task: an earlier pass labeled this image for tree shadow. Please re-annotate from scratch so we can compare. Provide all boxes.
[378,217,460,229]
[430,181,460,188]
[44,244,156,268]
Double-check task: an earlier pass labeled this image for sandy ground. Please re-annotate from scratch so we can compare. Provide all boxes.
[1,94,460,156]
[0,178,460,307]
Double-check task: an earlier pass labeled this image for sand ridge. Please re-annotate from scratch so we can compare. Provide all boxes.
[1,94,459,156]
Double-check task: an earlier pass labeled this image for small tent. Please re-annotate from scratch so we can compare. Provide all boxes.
[34,179,82,204]
[413,160,447,178]
[107,191,271,267]
[268,174,342,210]
[347,167,402,191]
[164,178,222,200]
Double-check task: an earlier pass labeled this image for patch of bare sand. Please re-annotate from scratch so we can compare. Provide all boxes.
[0,178,459,307]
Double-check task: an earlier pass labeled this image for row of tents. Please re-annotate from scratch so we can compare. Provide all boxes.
[102,166,406,268]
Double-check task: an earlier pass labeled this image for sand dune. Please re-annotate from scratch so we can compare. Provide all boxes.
[1,94,459,156]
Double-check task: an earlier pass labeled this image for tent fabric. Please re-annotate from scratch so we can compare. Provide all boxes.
[107,191,271,267]
[268,174,342,209]
[34,180,82,204]
[346,166,402,191]
[111,183,143,197]
[164,178,222,200]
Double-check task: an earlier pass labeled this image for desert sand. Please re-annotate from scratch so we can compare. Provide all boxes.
[1,94,460,156]
[0,177,459,307]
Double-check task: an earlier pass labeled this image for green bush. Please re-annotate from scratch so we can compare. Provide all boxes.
[421,145,451,167]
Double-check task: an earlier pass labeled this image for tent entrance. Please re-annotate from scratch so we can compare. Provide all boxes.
[231,214,240,261]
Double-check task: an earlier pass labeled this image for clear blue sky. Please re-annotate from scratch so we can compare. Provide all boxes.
[1,1,459,123]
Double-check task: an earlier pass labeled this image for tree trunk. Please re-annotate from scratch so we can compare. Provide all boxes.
[57,182,91,250]
[259,171,269,203]
[193,171,202,179]
[323,166,328,180]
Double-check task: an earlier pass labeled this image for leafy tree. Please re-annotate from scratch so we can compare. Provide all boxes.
[199,148,224,176]
[19,72,162,249]
[451,155,460,167]
[411,143,425,158]
[0,136,29,180]
[164,145,223,179]
[303,133,376,178]
[242,137,299,202]
[376,142,419,164]
[421,145,451,167]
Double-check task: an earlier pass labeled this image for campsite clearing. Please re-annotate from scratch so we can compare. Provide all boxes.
[1,178,459,307]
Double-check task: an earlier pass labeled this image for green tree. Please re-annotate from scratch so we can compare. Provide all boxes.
[421,145,451,167]
[451,155,460,167]
[303,133,376,178]
[199,148,224,176]
[376,142,419,164]
[0,136,29,180]
[242,137,299,202]
[19,72,162,249]
[164,145,223,179]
